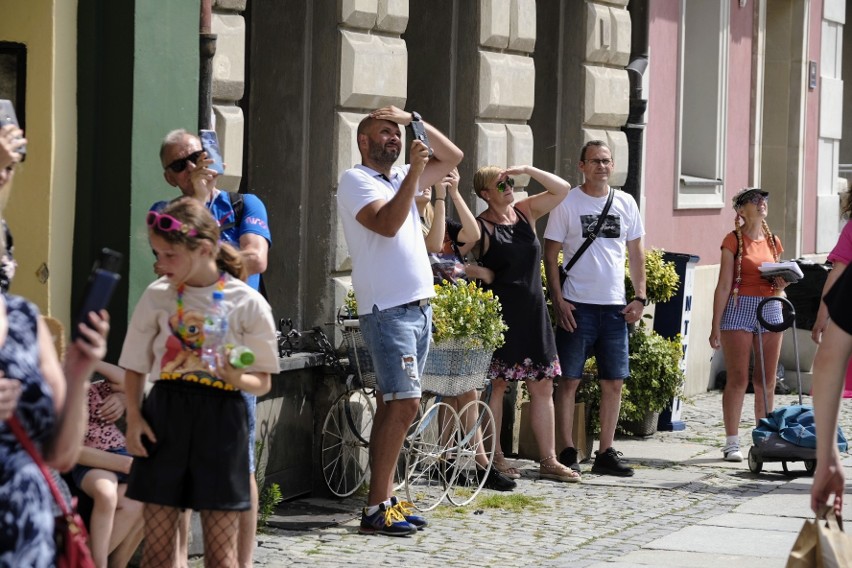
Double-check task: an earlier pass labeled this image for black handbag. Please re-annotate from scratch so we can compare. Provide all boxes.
[559,188,614,288]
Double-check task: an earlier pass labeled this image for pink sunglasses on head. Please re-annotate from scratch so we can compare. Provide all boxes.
[146,211,198,237]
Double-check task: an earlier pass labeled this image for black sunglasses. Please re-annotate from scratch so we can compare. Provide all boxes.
[496,177,515,192]
[165,150,203,173]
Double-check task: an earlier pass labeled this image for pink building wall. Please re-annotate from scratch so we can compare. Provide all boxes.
[802,0,823,254]
[644,0,753,266]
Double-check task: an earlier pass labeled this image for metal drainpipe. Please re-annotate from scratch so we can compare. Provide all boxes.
[622,0,649,206]
[199,0,216,131]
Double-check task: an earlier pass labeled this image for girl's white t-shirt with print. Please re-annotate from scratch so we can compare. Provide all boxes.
[119,275,279,383]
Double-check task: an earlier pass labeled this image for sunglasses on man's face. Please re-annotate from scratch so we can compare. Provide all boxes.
[165,150,203,174]
[146,211,199,237]
[496,177,515,192]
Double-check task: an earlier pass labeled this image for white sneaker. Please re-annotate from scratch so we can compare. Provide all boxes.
[723,445,743,462]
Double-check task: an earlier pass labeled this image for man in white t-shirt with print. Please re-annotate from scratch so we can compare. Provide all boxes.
[337,106,463,536]
[543,140,647,477]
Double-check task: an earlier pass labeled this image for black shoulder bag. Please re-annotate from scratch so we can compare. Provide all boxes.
[559,188,614,287]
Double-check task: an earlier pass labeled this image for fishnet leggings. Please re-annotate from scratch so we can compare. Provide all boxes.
[141,504,240,567]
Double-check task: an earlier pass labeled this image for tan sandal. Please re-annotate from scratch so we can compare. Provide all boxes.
[539,455,581,483]
[493,451,521,479]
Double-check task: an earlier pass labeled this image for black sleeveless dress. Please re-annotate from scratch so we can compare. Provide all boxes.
[478,208,560,381]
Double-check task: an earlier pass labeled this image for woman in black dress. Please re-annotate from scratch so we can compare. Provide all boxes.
[469,164,579,483]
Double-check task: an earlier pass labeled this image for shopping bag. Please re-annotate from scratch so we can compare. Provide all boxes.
[787,508,852,568]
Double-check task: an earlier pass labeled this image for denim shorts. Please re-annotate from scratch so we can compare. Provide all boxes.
[555,302,629,380]
[359,302,432,402]
[720,295,783,334]
[70,447,131,489]
[241,392,257,473]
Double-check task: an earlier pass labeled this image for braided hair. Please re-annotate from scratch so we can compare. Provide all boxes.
[731,214,779,306]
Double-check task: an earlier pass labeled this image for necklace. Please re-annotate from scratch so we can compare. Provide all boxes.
[175,272,226,347]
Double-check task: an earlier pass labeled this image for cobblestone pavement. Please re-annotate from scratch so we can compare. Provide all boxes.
[247,391,852,567]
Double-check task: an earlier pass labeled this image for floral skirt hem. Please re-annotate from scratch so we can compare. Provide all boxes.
[488,356,561,382]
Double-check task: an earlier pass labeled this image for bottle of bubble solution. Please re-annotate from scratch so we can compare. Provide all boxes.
[228,345,255,369]
[202,290,228,372]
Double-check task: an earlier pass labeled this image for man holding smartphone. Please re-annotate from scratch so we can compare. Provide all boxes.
[153,129,271,567]
[337,106,463,535]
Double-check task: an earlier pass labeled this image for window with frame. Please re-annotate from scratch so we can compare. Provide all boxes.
[675,0,729,209]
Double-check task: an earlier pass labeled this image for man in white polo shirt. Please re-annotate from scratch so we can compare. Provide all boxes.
[337,105,462,536]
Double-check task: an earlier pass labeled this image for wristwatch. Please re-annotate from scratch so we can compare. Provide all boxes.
[410,111,422,123]
[633,297,649,306]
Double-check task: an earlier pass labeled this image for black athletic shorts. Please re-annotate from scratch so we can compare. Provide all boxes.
[126,380,250,511]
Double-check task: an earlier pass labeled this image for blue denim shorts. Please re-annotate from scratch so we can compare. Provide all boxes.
[70,447,131,489]
[241,391,257,473]
[555,302,629,380]
[359,302,432,402]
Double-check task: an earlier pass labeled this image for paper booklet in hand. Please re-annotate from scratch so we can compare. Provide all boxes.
[759,261,804,284]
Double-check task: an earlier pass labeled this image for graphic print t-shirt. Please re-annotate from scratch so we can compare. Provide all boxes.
[118,275,280,389]
[543,187,644,305]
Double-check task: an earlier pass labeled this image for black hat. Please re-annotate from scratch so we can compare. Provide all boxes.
[732,187,769,208]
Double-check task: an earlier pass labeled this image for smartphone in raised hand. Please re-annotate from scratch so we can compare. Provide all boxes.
[199,129,225,175]
[72,248,123,342]
[0,99,26,160]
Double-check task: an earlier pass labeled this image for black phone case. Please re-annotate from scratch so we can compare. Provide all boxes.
[72,249,123,341]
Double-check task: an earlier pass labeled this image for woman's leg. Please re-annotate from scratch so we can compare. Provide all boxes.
[753,330,782,423]
[720,330,755,436]
[484,379,519,476]
[142,504,181,568]
[526,378,556,460]
[80,470,120,568]
[200,510,240,568]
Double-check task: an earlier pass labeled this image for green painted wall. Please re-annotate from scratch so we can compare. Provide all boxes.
[75,0,198,357]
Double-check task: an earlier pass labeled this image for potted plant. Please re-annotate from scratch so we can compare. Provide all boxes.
[423,280,508,395]
[579,324,686,437]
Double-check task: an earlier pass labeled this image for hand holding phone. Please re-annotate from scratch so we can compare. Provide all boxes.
[409,120,433,157]
[72,248,123,342]
[199,130,225,175]
[0,99,26,162]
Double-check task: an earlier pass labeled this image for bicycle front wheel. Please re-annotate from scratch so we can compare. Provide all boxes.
[403,400,460,511]
[320,389,375,498]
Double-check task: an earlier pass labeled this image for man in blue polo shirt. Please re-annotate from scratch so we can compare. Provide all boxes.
[154,128,271,568]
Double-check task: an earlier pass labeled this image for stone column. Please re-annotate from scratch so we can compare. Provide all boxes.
[211,0,247,191]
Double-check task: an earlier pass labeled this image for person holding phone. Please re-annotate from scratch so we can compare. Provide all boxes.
[155,129,271,566]
[338,105,463,535]
[0,106,110,564]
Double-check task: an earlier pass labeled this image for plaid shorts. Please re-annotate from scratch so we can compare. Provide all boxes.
[720,295,783,333]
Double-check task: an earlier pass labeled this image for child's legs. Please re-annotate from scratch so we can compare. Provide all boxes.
[142,503,181,567]
[108,484,143,556]
[81,469,120,568]
[200,509,240,568]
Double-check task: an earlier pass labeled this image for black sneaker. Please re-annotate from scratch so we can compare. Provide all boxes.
[558,447,581,473]
[591,447,634,477]
[477,467,517,491]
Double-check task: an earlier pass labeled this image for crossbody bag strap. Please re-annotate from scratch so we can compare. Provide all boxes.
[563,188,614,273]
[7,415,72,517]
